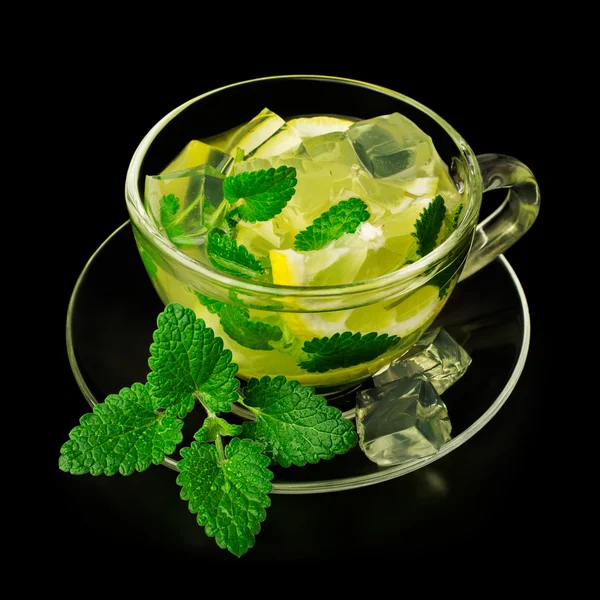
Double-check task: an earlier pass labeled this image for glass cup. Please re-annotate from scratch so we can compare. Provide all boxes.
[125,75,540,394]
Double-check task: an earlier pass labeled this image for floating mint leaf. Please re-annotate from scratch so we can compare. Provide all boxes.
[223,165,297,222]
[148,303,240,417]
[58,383,183,476]
[298,331,400,373]
[429,244,469,298]
[219,304,283,351]
[194,291,225,315]
[206,230,265,279]
[140,250,157,281]
[177,438,273,557]
[194,416,242,442]
[240,376,357,467]
[294,197,370,251]
[412,194,446,257]
[160,194,185,241]
[448,203,463,231]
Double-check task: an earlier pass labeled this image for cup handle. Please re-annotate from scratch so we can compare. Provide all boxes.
[459,153,540,280]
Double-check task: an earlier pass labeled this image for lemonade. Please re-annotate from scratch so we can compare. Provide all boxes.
[136,108,470,392]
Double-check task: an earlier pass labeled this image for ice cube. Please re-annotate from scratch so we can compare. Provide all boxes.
[212,108,303,162]
[356,375,452,466]
[231,157,274,175]
[145,164,226,244]
[161,140,232,175]
[373,327,472,394]
[346,113,436,179]
[303,131,361,189]
[272,157,334,240]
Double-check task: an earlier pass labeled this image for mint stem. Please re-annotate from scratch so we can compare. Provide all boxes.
[200,399,227,464]
[214,433,226,465]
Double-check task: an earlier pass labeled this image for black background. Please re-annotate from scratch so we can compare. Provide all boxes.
[47,49,557,567]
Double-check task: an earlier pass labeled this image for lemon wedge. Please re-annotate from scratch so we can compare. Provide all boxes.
[288,116,353,138]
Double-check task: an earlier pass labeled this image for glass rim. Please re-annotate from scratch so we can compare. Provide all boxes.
[124,74,482,299]
[66,222,530,494]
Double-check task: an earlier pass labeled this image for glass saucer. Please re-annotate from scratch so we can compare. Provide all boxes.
[66,222,530,495]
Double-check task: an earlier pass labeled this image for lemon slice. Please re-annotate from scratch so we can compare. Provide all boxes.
[388,285,442,336]
[269,249,307,286]
[269,248,351,337]
[288,116,353,138]
[270,247,357,286]
[250,124,303,159]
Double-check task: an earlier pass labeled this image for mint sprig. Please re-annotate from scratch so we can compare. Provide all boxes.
[240,376,357,467]
[298,331,400,373]
[206,230,265,279]
[59,302,357,557]
[294,197,370,251]
[223,165,297,222]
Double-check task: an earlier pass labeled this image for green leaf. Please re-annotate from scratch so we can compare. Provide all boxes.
[429,243,470,298]
[58,383,183,476]
[240,376,357,467]
[447,203,463,231]
[298,331,400,373]
[294,197,370,251]
[223,165,297,222]
[206,230,265,279]
[194,416,242,442]
[411,194,446,257]
[194,291,225,315]
[148,303,240,417]
[177,438,273,557]
[220,304,283,351]
[140,250,157,281]
[160,194,185,240]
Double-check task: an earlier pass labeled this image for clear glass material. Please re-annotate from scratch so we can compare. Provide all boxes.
[65,223,531,493]
[124,75,540,393]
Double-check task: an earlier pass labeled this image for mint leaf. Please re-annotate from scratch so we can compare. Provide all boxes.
[194,291,225,315]
[429,243,469,298]
[447,203,463,231]
[223,165,297,222]
[206,230,264,279]
[194,416,242,442]
[177,438,273,557]
[140,250,158,281]
[294,197,370,251]
[298,331,400,373]
[148,303,240,417]
[220,304,283,351]
[412,195,446,257]
[160,194,185,240]
[58,383,183,476]
[240,376,357,467]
